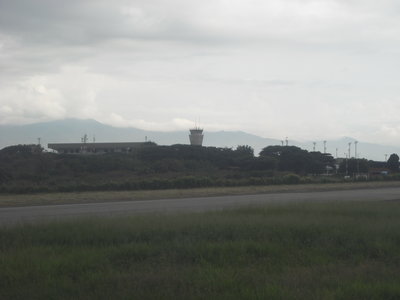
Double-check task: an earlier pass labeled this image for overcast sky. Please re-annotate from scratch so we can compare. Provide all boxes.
[1,0,400,144]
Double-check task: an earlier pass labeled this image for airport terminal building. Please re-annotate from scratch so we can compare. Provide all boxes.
[47,142,147,154]
[49,127,204,154]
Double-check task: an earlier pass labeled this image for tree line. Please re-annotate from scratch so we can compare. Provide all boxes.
[0,144,398,193]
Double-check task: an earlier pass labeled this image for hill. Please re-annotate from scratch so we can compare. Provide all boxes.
[0,119,280,155]
[0,119,398,160]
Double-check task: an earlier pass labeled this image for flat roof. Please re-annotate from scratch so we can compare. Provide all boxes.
[48,142,145,149]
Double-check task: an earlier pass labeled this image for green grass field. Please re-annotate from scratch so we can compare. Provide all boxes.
[1,200,400,299]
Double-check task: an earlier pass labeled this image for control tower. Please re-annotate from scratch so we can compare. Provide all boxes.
[189,127,204,146]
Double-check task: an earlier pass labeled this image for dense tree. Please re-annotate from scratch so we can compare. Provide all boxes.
[259,145,287,158]
[0,143,386,194]
[387,154,399,172]
[338,158,369,175]
[136,144,240,169]
[235,145,254,158]
[259,145,334,174]
[253,156,278,171]
[368,160,386,169]
[308,152,335,174]
[0,144,43,155]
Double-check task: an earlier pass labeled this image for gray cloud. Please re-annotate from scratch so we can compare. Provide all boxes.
[2,0,399,47]
[0,0,228,46]
[1,0,400,146]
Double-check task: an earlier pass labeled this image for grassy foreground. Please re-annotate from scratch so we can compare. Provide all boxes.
[1,201,400,299]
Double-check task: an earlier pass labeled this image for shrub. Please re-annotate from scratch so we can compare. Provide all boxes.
[282,173,301,184]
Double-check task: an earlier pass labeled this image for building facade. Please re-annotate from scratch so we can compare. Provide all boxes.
[48,142,146,154]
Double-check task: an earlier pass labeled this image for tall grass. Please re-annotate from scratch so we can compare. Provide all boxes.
[1,201,400,299]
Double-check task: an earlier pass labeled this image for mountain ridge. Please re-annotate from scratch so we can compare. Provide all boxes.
[0,118,397,161]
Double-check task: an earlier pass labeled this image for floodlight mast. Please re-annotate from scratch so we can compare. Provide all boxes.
[354,141,358,159]
[355,141,359,175]
[348,142,351,158]
[81,134,88,144]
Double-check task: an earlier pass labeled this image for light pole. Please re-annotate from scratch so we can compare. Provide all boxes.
[355,141,359,176]
[348,142,351,159]
[354,141,358,159]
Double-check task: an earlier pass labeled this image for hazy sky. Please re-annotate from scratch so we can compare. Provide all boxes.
[1,0,400,144]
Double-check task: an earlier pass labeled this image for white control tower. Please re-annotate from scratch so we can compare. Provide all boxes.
[189,127,204,146]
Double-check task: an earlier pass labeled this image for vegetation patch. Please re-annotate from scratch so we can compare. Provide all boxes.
[1,200,400,299]
[0,144,397,194]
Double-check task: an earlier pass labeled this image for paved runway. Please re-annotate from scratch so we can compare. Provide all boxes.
[1,187,400,225]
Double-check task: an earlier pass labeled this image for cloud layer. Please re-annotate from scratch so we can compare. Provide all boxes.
[1,0,400,145]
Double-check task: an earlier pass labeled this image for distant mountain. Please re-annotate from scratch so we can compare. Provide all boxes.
[0,118,398,161]
[0,119,280,155]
